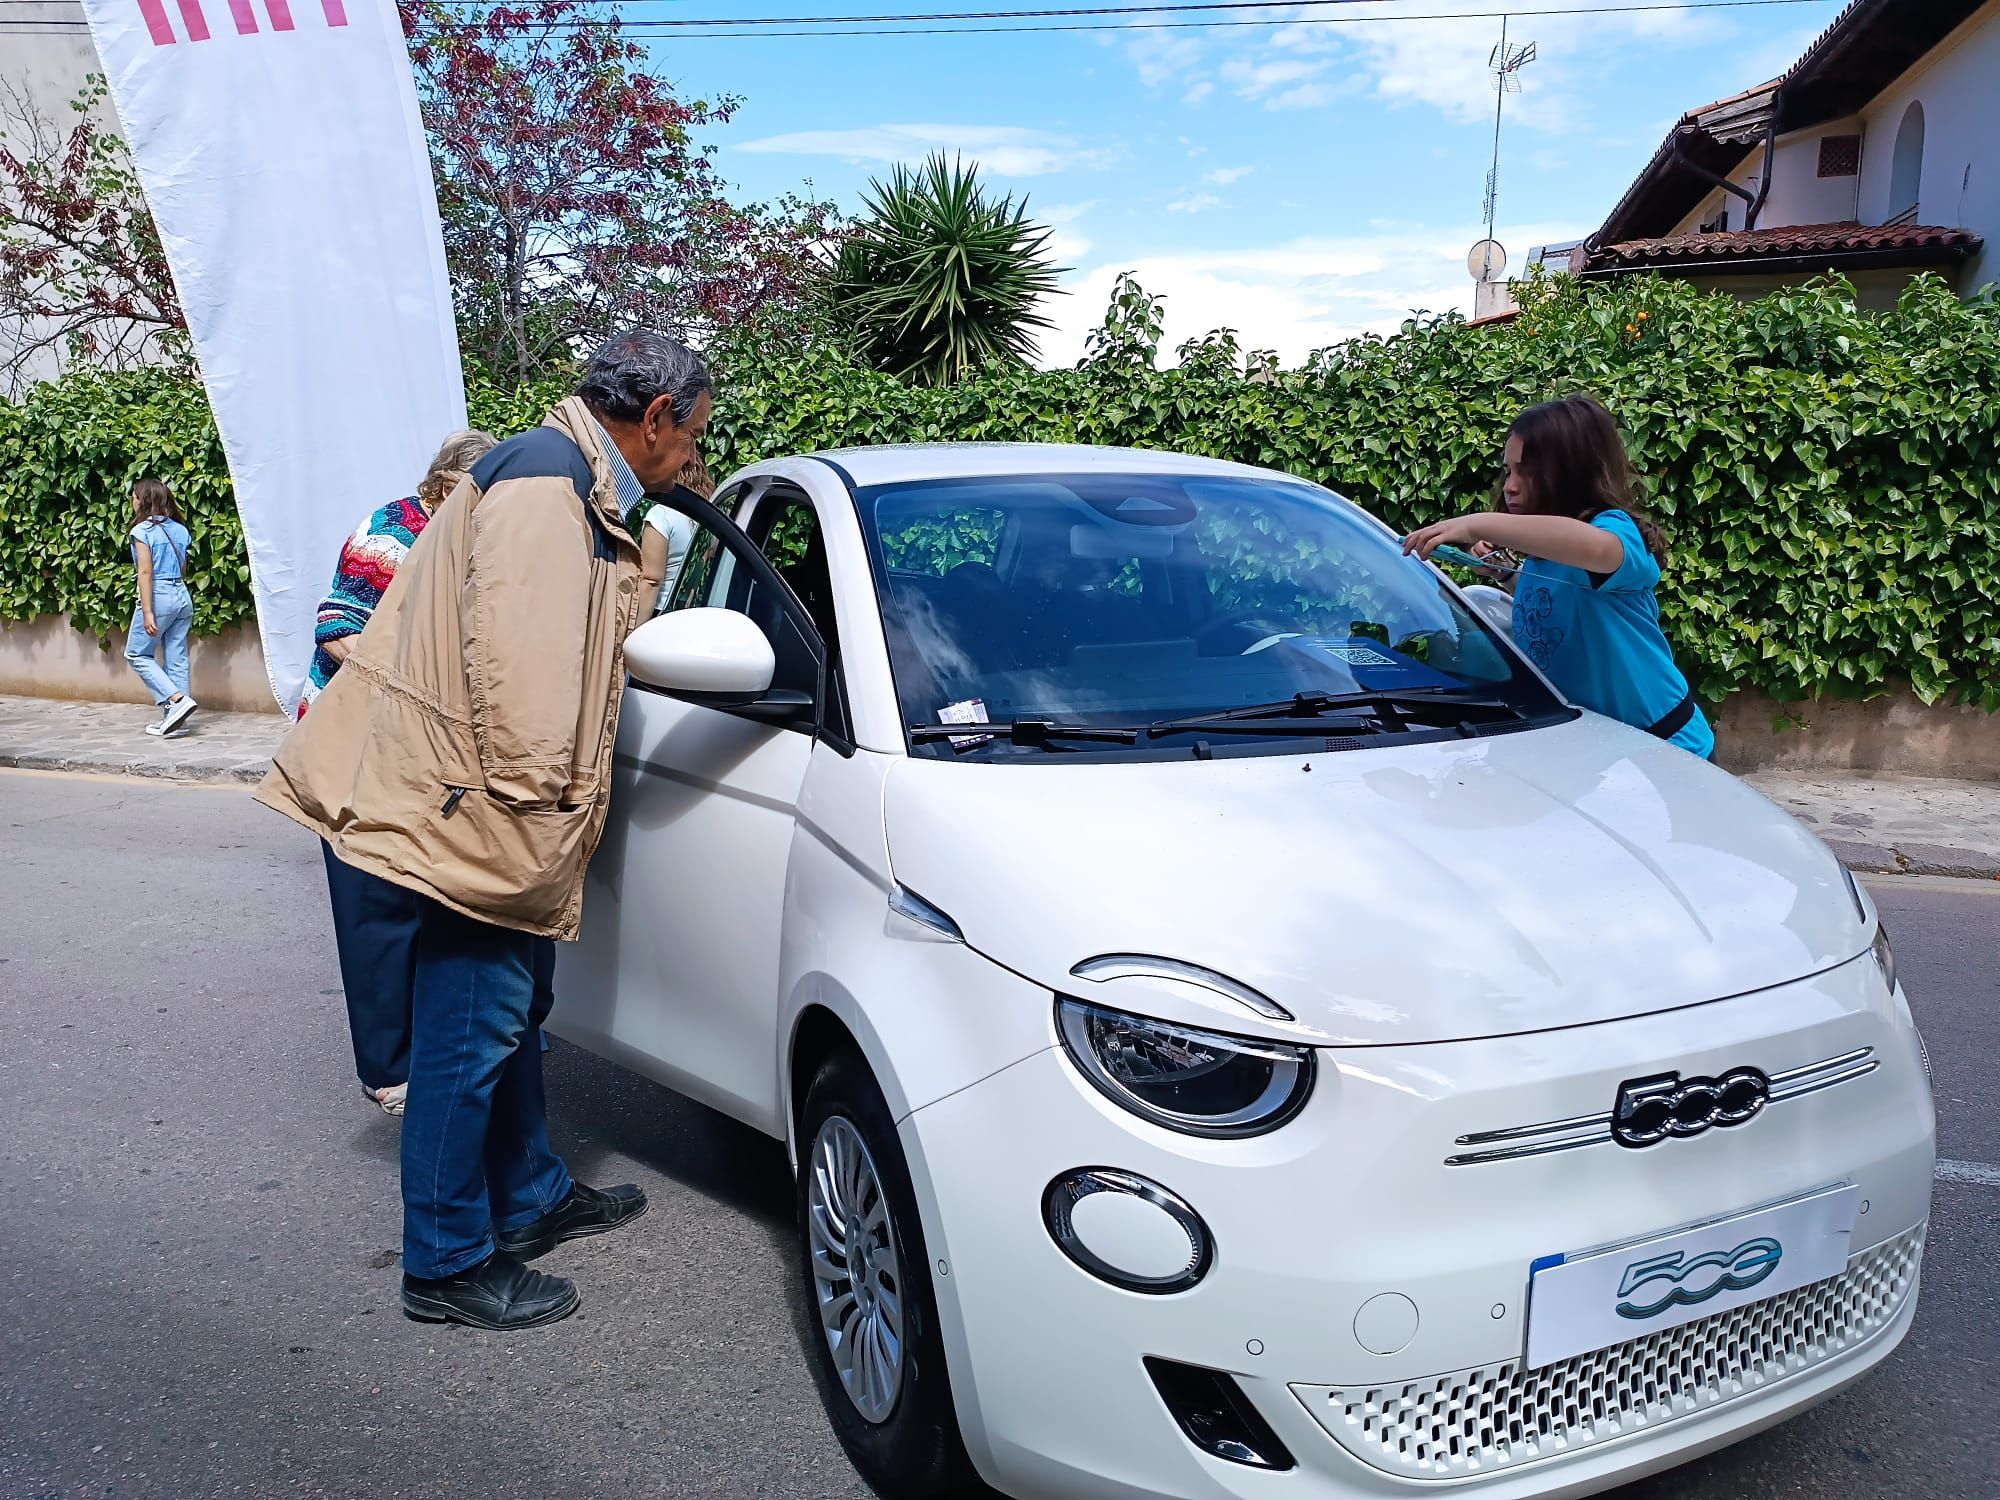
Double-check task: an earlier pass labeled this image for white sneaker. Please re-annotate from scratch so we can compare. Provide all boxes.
[160,696,198,736]
[145,707,170,736]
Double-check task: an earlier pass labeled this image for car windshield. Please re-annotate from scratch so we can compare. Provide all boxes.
[856,470,1566,759]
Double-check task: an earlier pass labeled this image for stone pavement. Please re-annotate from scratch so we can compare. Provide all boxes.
[1741,770,2000,879]
[1,691,1995,877]
[0,693,285,785]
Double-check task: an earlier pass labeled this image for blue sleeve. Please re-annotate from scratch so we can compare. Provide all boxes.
[1590,511,1659,593]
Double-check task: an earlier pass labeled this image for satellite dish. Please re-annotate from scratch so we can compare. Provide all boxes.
[1467,239,1507,281]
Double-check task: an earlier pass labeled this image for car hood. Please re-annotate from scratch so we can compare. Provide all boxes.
[880,716,1868,1047]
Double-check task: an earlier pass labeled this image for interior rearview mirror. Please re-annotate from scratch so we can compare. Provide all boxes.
[625,608,776,704]
[1460,583,1516,636]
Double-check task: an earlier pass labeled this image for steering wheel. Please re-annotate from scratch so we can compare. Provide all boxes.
[1195,609,1300,655]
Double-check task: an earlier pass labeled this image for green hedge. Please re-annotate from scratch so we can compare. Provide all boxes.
[5,272,1997,709]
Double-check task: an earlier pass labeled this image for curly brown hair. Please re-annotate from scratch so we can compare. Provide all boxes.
[1494,394,1666,564]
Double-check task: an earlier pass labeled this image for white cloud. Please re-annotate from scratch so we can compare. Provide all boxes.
[1037,201,1098,263]
[1038,200,1098,225]
[1036,218,1586,369]
[1113,0,1759,134]
[738,123,1115,178]
[1184,80,1216,106]
[1222,55,1330,102]
[1125,32,1207,89]
[1167,192,1223,214]
[1271,82,1337,111]
[1204,165,1255,186]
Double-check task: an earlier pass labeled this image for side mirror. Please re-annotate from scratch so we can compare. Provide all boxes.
[625,608,775,704]
[1460,583,1515,636]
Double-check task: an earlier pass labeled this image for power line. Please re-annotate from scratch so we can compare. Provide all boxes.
[424,0,1789,18]
[0,0,1840,34]
[464,0,1838,33]
[431,0,1828,23]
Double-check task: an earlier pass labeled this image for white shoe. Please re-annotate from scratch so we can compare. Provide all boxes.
[145,706,170,736]
[160,696,198,735]
[365,1082,408,1117]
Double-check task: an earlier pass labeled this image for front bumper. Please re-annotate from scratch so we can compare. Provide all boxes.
[898,955,1935,1499]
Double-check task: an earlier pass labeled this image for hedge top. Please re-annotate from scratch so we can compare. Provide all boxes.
[3,271,1995,710]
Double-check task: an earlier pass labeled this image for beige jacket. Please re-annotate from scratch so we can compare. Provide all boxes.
[256,399,647,939]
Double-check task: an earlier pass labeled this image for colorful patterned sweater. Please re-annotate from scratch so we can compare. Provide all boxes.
[298,495,429,719]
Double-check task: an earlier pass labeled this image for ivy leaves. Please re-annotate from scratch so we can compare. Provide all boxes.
[6,271,1996,712]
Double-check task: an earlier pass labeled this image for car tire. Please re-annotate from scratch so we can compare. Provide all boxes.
[797,1046,976,1499]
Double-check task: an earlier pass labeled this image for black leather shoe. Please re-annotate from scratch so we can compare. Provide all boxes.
[401,1251,579,1330]
[495,1181,649,1261]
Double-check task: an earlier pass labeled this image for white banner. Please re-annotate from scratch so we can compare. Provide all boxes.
[79,0,464,715]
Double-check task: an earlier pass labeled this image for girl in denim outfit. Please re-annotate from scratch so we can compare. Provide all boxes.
[125,478,197,737]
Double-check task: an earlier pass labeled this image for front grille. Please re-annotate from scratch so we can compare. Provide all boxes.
[1297,1227,1923,1482]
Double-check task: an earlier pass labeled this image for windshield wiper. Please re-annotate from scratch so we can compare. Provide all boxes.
[908,718,1141,748]
[1148,688,1522,739]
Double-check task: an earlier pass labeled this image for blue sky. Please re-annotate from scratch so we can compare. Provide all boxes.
[641,0,1844,365]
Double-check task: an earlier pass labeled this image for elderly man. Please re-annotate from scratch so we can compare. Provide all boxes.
[259,332,713,1330]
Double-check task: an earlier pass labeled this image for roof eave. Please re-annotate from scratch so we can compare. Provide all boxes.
[1580,243,1978,278]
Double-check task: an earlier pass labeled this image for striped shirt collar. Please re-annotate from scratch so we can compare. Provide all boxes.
[592,419,646,514]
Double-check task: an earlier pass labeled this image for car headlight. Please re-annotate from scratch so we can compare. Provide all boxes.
[1056,997,1315,1138]
[1870,922,1897,994]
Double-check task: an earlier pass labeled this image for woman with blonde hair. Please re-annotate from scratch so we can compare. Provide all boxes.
[307,428,498,1115]
[640,449,717,613]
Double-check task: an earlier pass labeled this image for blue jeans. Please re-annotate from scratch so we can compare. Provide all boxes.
[125,580,192,704]
[321,842,421,1091]
[401,898,571,1279]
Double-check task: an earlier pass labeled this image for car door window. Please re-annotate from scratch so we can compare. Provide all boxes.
[751,491,841,659]
[645,492,845,742]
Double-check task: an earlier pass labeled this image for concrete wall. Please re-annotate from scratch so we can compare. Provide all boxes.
[1856,0,2000,293]
[1675,266,1949,309]
[1715,686,1999,779]
[0,616,282,714]
[1,616,1992,773]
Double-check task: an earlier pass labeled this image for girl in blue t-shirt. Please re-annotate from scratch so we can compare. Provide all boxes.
[124,477,198,737]
[1403,394,1714,758]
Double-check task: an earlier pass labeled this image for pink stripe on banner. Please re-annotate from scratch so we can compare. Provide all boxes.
[319,0,347,23]
[175,0,210,39]
[136,0,176,42]
[264,0,294,28]
[226,0,258,30]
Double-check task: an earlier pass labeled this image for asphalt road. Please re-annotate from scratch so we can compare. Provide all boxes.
[2,770,1995,1500]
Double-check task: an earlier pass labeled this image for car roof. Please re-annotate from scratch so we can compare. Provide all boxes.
[802,442,1301,489]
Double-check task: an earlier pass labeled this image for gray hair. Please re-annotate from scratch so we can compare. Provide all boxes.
[578,331,713,426]
[417,428,498,507]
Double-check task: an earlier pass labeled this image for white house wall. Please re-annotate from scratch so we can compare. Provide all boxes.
[1667,122,1866,240]
[1856,0,1999,292]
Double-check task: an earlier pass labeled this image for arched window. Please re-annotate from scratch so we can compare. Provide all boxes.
[1889,101,1925,221]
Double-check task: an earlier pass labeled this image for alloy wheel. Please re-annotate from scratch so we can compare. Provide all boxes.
[808,1114,907,1424]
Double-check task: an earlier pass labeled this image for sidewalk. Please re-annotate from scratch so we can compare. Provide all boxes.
[0,693,285,785]
[1,692,1996,878]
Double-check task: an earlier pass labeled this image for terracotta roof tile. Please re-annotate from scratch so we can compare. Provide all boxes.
[1588,221,1983,270]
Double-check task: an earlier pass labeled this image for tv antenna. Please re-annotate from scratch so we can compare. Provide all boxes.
[1479,16,1537,281]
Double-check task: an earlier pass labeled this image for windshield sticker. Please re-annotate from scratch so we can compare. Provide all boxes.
[1289,637,1462,691]
[1316,643,1397,667]
[937,698,993,750]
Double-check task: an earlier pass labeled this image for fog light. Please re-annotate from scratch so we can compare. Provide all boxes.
[1145,1358,1296,1470]
[1043,1169,1212,1294]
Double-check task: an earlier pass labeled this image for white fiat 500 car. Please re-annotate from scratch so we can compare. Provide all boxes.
[553,444,1934,1500]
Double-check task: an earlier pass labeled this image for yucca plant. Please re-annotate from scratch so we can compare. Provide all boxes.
[827,153,1066,387]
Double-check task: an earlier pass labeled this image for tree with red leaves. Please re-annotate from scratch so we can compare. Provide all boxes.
[0,77,191,393]
[400,0,839,384]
